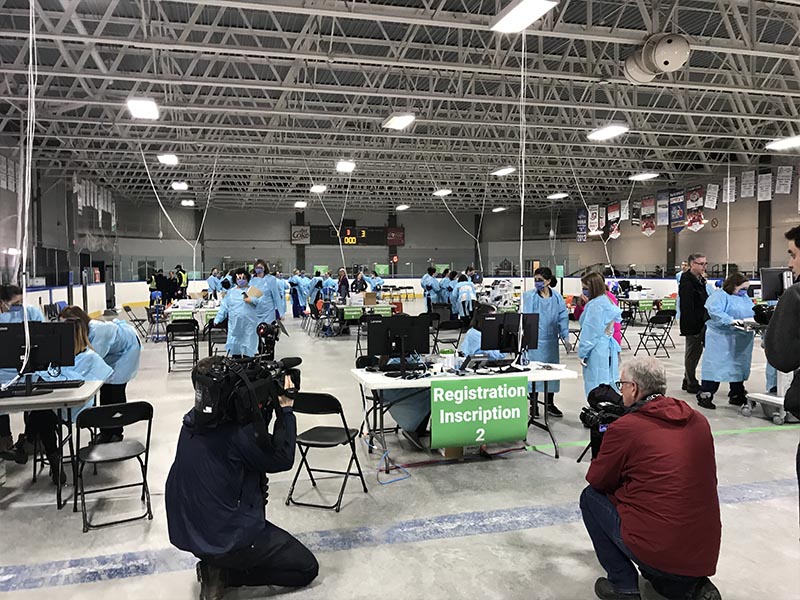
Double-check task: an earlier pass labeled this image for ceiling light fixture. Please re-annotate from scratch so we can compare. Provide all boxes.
[492,207,507,213]
[310,185,327,194]
[587,123,630,141]
[396,204,410,211]
[180,199,195,207]
[6,248,21,255]
[294,201,308,209]
[490,0,559,34]
[765,134,800,151]
[157,154,179,166]
[628,172,660,181]
[126,98,160,120]
[547,192,569,200]
[432,189,453,197]
[171,181,189,191]
[588,230,604,236]
[382,112,416,130]
[491,166,516,177]
[336,160,356,173]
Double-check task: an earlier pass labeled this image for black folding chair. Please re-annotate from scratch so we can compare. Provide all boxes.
[285,392,368,512]
[75,401,154,532]
[656,309,677,348]
[619,310,634,350]
[433,319,465,353]
[204,320,228,356]
[634,314,673,358]
[124,306,148,340]
[166,319,199,371]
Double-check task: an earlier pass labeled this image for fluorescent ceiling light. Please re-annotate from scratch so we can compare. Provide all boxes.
[6,247,21,256]
[547,192,569,200]
[765,135,800,151]
[157,154,179,166]
[492,207,507,213]
[491,166,516,177]
[294,201,308,209]
[382,112,416,130]
[433,189,453,197]
[396,204,410,211]
[336,160,356,173]
[180,199,195,207]
[587,123,630,141]
[490,0,559,34]
[126,98,160,120]
[628,172,659,181]
[588,230,604,236]
[310,184,327,194]
[171,181,189,191]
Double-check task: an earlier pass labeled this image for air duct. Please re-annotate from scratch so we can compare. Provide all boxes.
[624,34,691,85]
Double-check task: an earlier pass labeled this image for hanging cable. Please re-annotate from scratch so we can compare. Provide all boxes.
[516,32,527,357]
[303,159,347,270]
[725,154,731,278]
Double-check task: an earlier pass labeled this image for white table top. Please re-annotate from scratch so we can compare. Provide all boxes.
[350,366,578,391]
[0,380,104,413]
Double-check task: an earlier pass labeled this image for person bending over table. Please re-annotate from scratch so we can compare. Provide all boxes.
[581,356,721,600]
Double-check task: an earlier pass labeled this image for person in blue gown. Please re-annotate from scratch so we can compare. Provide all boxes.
[249,259,285,323]
[439,271,458,314]
[308,271,324,306]
[697,272,755,410]
[458,304,506,364]
[451,274,477,322]
[578,272,622,398]
[206,268,221,300]
[420,267,440,312]
[523,267,570,417]
[214,268,261,357]
[322,272,338,300]
[365,271,385,299]
[288,269,304,318]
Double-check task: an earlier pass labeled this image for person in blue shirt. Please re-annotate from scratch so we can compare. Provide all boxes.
[60,306,142,443]
[420,267,439,312]
[578,272,622,398]
[322,272,338,300]
[308,271,324,306]
[214,268,262,357]
[249,259,285,323]
[206,268,221,300]
[459,304,506,364]
[365,271,385,299]
[451,274,477,322]
[288,269,306,318]
[351,271,369,294]
[523,267,570,418]
[439,270,458,312]
[697,272,755,410]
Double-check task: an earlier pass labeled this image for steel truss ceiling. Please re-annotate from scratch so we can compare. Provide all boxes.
[0,0,799,211]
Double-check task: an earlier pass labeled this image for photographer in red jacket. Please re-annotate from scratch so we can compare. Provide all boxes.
[581,356,722,600]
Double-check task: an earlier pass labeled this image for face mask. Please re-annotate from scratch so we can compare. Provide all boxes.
[582,288,590,297]
[236,279,248,288]
[534,281,546,291]
[737,289,749,297]
[254,267,265,275]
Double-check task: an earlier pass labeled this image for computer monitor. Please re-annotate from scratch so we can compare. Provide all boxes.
[480,313,539,354]
[0,322,76,394]
[366,315,431,359]
[760,268,794,301]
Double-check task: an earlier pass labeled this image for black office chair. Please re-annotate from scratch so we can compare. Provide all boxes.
[634,314,673,358]
[75,401,154,533]
[204,320,228,356]
[285,392,368,512]
[166,319,199,371]
[433,319,465,353]
[123,306,148,340]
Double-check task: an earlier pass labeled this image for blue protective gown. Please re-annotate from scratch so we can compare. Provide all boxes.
[322,277,337,298]
[0,305,46,385]
[308,276,324,304]
[38,349,113,420]
[578,295,622,397]
[701,290,755,383]
[523,289,570,392]
[88,319,141,385]
[420,273,440,303]
[458,328,504,367]
[249,274,285,323]
[300,277,311,304]
[439,278,456,305]
[214,287,262,357]
[451,281,477,318]
[206,275,221,295]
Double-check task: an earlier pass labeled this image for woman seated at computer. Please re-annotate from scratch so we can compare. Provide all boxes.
[5,316,112,485]
[459,304,506,366]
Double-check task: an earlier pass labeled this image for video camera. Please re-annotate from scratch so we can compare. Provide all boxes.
[753,303,775,326]
[579,384,626,459]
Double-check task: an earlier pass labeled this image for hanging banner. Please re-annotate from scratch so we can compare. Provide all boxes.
[598,206,607,230]
[741,171,756,198]
[705,183,719,210]
[685,185,705,232]
[588,204,600,232]
[669,189,686,234]
[758,172,773,202]
[656,190,669,227]
[775,166,793,195]
[620,199,630,222]
[641,196,656,237]
[607,202,621,240]
[576,207,588,242]
[722,176,737,203]
[631,200,641,226]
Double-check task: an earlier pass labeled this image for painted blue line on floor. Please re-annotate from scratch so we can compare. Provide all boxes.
[0,478,795,592]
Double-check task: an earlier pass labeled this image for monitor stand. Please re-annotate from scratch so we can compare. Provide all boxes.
[18,373,52,397]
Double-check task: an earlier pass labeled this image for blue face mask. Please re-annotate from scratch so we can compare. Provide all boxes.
[534,281,546,291]
[582,288,590,297]
[737,289,749,297]
[254,267,265,275]
[237,279,248,288]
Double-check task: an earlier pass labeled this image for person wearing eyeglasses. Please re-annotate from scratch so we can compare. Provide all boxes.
[581,357,721,600]
[679,254,710,394]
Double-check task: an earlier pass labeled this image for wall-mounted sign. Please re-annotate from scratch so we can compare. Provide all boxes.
[290,225,311,244]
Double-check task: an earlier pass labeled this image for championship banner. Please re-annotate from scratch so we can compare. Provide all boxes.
[669,189,686,234]
[631,200,641,226]
[598,206,607,230]
[776,166,794,195]
[741,171,755,198]
[685,185,705,232]
[607,202,621,239]
[620,199,630,222]
[588,204,600,232]
[576,207,588,242]
[430,376,529,448]
[656,190,670,227]
[641,196,656,237]
[722,176,737,203]
[705,183,719,210]
[758,172,773,202]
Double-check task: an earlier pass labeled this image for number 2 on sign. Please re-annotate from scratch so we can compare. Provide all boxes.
[475,428,485,442]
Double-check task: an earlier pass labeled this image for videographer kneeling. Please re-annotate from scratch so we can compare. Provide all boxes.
[166,356,318,599]
[580,357,721,600]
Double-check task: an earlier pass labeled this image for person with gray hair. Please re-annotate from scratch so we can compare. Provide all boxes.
[679,253,710,394]
[580,357,722,600]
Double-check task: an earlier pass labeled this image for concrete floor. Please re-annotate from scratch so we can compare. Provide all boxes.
[1,299,798,600]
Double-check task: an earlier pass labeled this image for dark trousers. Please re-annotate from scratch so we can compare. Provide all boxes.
[0,414,11,438]
[25,410,59,455]
[99,383,127,436]
[206,522,318,588]
[683,333,704,388]
[700,380,745,399]
[291,290,303,318]
[580,486,705,599]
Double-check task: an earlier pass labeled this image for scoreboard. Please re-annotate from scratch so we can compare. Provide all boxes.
[309,225,403,246]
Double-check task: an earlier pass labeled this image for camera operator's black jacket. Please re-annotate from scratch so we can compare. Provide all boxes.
[678,271,709,336]
[165,407,296,557]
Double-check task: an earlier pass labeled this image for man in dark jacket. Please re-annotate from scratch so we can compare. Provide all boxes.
[165,358,318,599]
[679,253,709,394]
[763,225,800,522]
[581,356,721,600]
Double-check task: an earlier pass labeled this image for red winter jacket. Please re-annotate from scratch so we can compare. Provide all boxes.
[586,395,721,577]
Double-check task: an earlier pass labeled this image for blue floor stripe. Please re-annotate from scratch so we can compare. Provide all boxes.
[0,478,795,592]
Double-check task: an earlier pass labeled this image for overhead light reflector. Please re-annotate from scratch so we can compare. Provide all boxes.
[628,172,659,181]
[765,135,800,151]
[157,154,179,166]
[547,192,569,200]
[587,123,630,141]
[433,189,452,197]
[126,98,160,120]
[490,0,559,34]
[336,160,356,173]
[396,204,410,211]
[492,207,507,213]
[310,185,327,194]
[588,230,604,236]
[382,112,416,131]
[294,201,308,209]
[171,181,189,191]
[491,166,516,177]
[6,247,21,256]
[180,199,195,207]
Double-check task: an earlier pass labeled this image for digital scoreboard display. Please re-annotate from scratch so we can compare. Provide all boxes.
[309,225,403,246]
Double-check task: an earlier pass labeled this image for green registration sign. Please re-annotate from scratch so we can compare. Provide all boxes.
[313,265,329,275]
[430,375,529,449]
[555,265,565,278]
[434,263,450,273]
[374,264,390,276]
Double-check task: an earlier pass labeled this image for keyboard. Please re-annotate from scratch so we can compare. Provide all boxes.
[10,379,85,391]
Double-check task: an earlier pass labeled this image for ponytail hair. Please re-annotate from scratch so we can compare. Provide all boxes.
[534,267,557,288]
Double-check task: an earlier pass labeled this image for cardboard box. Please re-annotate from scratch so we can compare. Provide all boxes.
[438,446,464,460]
[364,292,377,306]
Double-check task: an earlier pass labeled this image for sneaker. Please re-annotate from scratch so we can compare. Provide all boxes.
[196,561,227,600]
[728,393,747,406]
[697,392,716,410]
[685,384,701,394]
[0,435,13,453]
[594,577,641,600]
[692,578,721,600]
[0,434,29,464]
[401,430,426,451]
[547,403,564,418]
